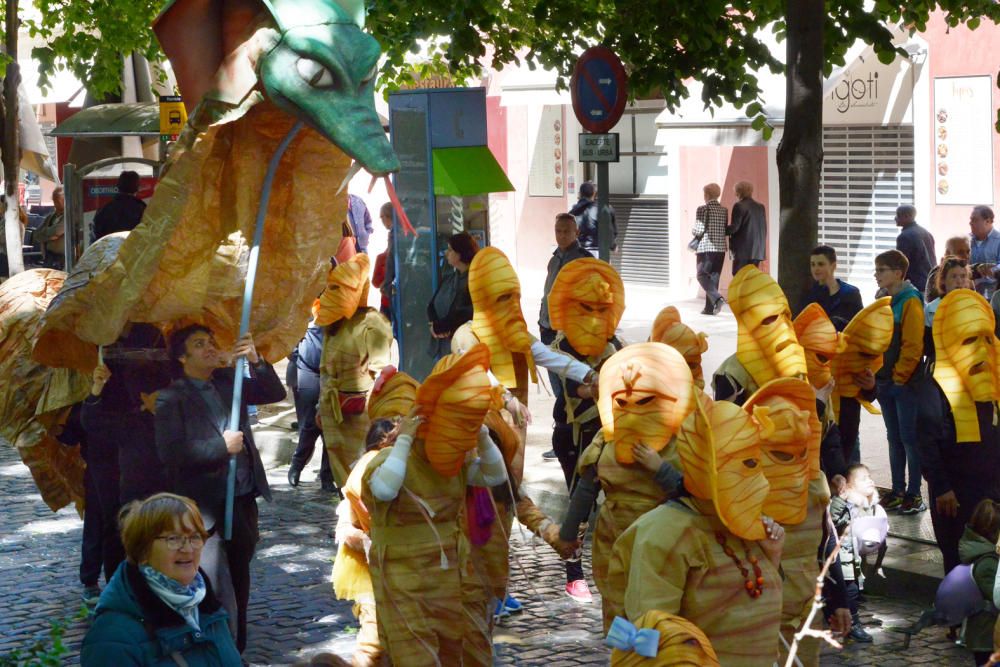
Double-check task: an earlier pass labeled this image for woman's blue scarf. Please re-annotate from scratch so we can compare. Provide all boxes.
[140,565,206,632]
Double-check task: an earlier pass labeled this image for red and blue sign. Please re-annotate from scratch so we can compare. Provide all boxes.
[571,46,629,134]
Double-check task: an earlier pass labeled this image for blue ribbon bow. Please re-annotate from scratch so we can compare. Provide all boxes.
[605,616,660,658]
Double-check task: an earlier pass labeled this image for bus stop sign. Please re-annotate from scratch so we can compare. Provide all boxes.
[571,46,628,133]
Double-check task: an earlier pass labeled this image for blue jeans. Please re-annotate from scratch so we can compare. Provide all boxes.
[878,382,922,496]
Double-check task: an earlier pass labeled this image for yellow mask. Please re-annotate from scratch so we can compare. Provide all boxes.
[933,289,1000,442]
[312,254,370,326]
[598,343,694,465]
[468,247,536,388]
[744,378,821,525]
[414,343,493,477]
[677,391,770,541]
[793,304,843,390]
[610,611,719,667]
[547,258,625,357]
[368,366,419,420]
[728,265,807,386]
[831,297,892,411]
[650,306,709,389]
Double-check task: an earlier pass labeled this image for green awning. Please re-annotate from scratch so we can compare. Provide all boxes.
[432,146,514,196]
[49,102,161,138]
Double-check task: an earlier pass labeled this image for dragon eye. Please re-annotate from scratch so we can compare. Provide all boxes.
[296,58,335,88]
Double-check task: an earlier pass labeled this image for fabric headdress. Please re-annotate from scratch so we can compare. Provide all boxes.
[831,297,892,416]
[793,303,844,390]
[676,391,771,540]
[743,378,821,525]
[728,265,807,386]
[933,289,1000,443]
[547,258,625,357]
[608,612,719,667]
[650,306,709,389]
[598,343,694,464]
[368,366,419,419]
[468,247,536,388]
[414,343,493,477]
[312,253,369,325]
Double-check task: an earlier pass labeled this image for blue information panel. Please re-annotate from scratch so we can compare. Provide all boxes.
[571,46,628,133]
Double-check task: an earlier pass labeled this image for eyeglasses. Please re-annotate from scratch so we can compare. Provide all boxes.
[155,534,205,550]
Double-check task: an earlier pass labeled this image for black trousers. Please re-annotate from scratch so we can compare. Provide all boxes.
[290,368,332,483]
[696,251,725,309]
[838,397,862,466]
[928,482,981,575]
[201,494,259,653]
[732,258,761,275]
[552,422,599,582]
[79,465,124,587]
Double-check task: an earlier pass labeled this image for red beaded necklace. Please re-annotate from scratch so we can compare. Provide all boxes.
[715,531,764,598]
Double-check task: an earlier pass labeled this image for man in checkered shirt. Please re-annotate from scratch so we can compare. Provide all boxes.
[692,182,729,314]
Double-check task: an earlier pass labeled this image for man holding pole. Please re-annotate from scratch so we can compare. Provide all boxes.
[155,325,285,652]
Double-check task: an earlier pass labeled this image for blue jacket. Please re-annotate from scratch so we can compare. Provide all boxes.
[81,562,241,666]
[795,280,863,331]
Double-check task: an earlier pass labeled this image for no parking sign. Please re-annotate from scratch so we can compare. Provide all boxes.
[570,46,628,133]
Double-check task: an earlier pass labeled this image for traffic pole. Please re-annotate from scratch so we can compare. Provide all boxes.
[597,161,611,263]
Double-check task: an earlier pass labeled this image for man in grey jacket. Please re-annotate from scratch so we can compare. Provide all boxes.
[728,181,767,275]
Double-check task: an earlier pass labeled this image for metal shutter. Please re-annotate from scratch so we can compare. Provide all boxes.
[818,125,914,287]
[608,195,670,286]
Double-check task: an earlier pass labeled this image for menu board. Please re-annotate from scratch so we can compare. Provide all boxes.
[528,105,565,197]
[933,76,995,205]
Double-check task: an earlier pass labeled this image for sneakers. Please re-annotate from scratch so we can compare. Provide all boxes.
[542,450,558,460]
[287,464,302,487]
[900,495,927,515]
[565,579,593,604]
[847,624,873,643]
[81,585,101,606]
[881,491,904,511]
[712,297,726,315]
[493,595,524,617]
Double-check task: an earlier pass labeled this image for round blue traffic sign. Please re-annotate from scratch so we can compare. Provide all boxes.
[571,46,628,133]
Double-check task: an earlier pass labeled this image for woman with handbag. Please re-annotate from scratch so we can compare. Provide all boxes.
[426,232,479,359]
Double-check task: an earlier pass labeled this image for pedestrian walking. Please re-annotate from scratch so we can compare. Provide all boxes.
[728,181,766,275]
[692,183,728,314]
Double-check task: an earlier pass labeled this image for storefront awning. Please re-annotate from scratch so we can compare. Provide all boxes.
[432,146,514,196]
[49,102,161,138]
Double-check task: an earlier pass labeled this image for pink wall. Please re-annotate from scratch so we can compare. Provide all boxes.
[923,12,1000,246]
[678,146,771,297]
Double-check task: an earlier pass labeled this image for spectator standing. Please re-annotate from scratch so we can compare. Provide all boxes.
[969,205,1000,297]
[796,245,864,330]
[894,205,936,293]
[692,183,728,315]
[426,232,478,359]
[346,194,374,254]
[571,181,617,253]
[33,186,65,269]
[926,236,971,303]
[93,171,146,240]
[287,324,335,492]
[873,250,926,516]
[155,326,285,652]
[727,181,767,274]
[372,202,394,321]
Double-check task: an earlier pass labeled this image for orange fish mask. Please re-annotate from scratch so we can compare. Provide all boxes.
[609,611,719,667]
[598,343,694,465]
[831,297,892,414]
[312,253,370,326]
[728,265,807,386]
[368,366,419,420]
[468,247,536,388]
[933,289,1000,443]
[793,303,843,390]
[743,378,821,525]
[414,343,494,477]
[650,306,709,389]
[677,391,771,541]
[547,258,625,357]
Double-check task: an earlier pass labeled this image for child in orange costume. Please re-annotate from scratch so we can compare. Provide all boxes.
[559,342,693,630]
[606,611,719,666]
[650,306,709,390]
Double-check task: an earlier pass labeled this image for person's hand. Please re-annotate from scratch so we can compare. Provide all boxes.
[232,333,260,364]
[936,490,959,518]
[552,536,581,560]
[978,263,996,279]
[828,607,852,639]
[585,370,600,399]
[223,430,245,454]
[505,395,532,427]
[630,443,662,473]
[758,515,785,566]
[397,409,425,439]
[814,378,835,404]
[343,528,366,552]
[576,383,594,399]
[91,364,111,396]
[853,369,875,392]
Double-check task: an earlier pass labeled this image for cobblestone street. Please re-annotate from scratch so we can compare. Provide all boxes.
[0,439,978,665]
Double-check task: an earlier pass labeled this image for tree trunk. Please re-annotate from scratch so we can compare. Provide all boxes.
[776,0,823,308]
[2,0,22,277]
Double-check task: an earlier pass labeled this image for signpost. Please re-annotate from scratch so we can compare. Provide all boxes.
[571,46,628,262]
[159,95,186,143]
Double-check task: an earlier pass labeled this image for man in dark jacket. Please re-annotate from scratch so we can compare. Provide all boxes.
[155,324,286,652]
[571,181,617,253]
[727,181,767,274]
[894,204,935,293]
[92,171,146,240]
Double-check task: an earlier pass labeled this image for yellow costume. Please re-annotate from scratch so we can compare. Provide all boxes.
[831,297,893,417]
[315,254,392,486]
[578,343,694,629]
[361,345,495,666]
[607,611,719,667]
[793,303,843,391]
[547,257,625,358]
[932,289,1000,443]
[607,391,782,665]
[367,367,418,421]
[650,306,709,389]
